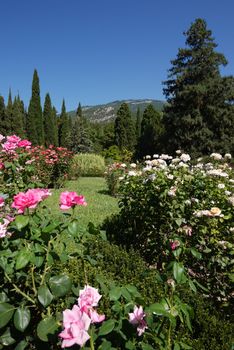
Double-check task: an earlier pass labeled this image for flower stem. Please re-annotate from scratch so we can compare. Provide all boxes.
[5,272,36,305]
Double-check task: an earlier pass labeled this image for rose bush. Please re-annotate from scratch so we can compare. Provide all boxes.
[105,153,234,304]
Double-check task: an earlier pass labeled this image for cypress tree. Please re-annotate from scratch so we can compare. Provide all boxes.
[0,96,8,135]
[43,93,57,146]
[59,99,70,148]
[6,89,14,134]
[52,106,59,146]
[12,95,25,138]
[27,69,44,145]
[137,104,163,157]
[114,103,136,151]
[71,103,93,153]
[135,107,142,139]
[163,18,234,155]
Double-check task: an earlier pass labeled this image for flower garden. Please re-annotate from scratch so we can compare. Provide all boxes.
[0,135,233,349]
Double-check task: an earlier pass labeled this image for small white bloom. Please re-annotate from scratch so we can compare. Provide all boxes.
[218,183,225,189]
[130,163,136,168]
[180,153,191,162]
[167,174,174,180]
[120,163,126,168]
[210,153,222,160]
[224,153,232,159]
[176,150,182,155]
[145,155,151,160]
[128,171,137,176]
[153,154,159,158]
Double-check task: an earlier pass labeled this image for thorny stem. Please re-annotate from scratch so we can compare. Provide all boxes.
[5,272,36,305]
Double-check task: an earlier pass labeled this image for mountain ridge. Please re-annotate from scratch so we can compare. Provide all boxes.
[67,99,165,123]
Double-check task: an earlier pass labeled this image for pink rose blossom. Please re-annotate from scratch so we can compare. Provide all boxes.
[59,305,91,348]
[129,305,148,336]
[2,141,18,153]
[89,309,105,324]
[0,162,5,170]
[170,240,180,250]
[60,191,87,210]
[11,188,50,214]
[18,139,32,148]
[78,285,102,311]
[0,196,4,207]
[6,135,21,143]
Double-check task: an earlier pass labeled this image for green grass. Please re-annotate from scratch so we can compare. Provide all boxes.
[45,177,119,229]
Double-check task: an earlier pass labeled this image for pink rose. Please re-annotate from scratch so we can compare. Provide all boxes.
[6,135,21,143]
[0,196,4,207]
[78,285,102,311]
[18,139,32,148]
[59,305,91,348]
[60,191,87,210]
[11,188,50,214]
[89,309,105,324]
[170,240,180,250]
[2,141,18,153]
[0,162,5,170]
[129,305,147,336]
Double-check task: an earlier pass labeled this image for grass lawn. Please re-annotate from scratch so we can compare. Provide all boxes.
[45,177,119,229]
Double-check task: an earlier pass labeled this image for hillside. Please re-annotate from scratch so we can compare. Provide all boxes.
[67,99,165,123]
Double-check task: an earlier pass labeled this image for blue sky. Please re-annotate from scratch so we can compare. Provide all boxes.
[0,0,234,111]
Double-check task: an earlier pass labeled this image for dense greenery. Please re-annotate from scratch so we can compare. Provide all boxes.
[163,18,234,156]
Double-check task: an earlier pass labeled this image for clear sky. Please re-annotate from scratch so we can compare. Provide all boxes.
[0,0,234,111]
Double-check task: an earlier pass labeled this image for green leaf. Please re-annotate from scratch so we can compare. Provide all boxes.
[49,275,72,297]
[179,341,192,349]
[15,249,31,270]
[125,340,135,350]
[15,340,28,350]
[109,287,122,301]
[14,216,29,230]
[121,287,131,301]
[68,221,79,235]
[38,285,53,307]
[0,327,15,346]
[188,279,197,293]
[0,303,15,328]
[13,307,30,331]
[190,248,202,259]
[147,302,169,316]
[42,222,59,233]
[37,316,58,342]
[99,340,113,350]
[98,319,115,336]
[0,292,9,303]
[174,343,180,350]
[141,344,155,350]
[173,262,185,283]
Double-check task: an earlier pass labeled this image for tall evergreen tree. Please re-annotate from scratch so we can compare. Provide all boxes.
[137,104,163,157]
[0,96,9,135]
[43,93,57,146]
[52,106,59,146]
[163,18,234,155]
[114,103,136,151]
[27,69,44,145]
[135,107,142,139]
[59,99,70,148]
[6,89,14,134]
[12,95,25,137]
[70,103,93,153]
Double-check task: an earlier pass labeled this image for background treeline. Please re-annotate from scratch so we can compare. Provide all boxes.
[0,18,233,158]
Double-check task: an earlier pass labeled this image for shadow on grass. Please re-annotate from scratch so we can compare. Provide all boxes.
[97,189,111,196]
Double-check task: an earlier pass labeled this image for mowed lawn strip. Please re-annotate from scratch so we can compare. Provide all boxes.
[45,177,119,229]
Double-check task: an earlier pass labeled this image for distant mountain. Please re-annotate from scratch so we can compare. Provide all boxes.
[67,99,165,123]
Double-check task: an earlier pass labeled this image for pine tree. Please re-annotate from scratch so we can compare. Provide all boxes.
[70,103,93,153]
[27,69,44,145]
[6,89,14,134]
[12,95,25,138]
[163,18,234,155]
[59,99,70,148]
[43,93,57,146]
[114,103,136,151]
[0,96,9,135]
[137,104,163,157]
[135,107,142,139]
[52,107,59,146]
